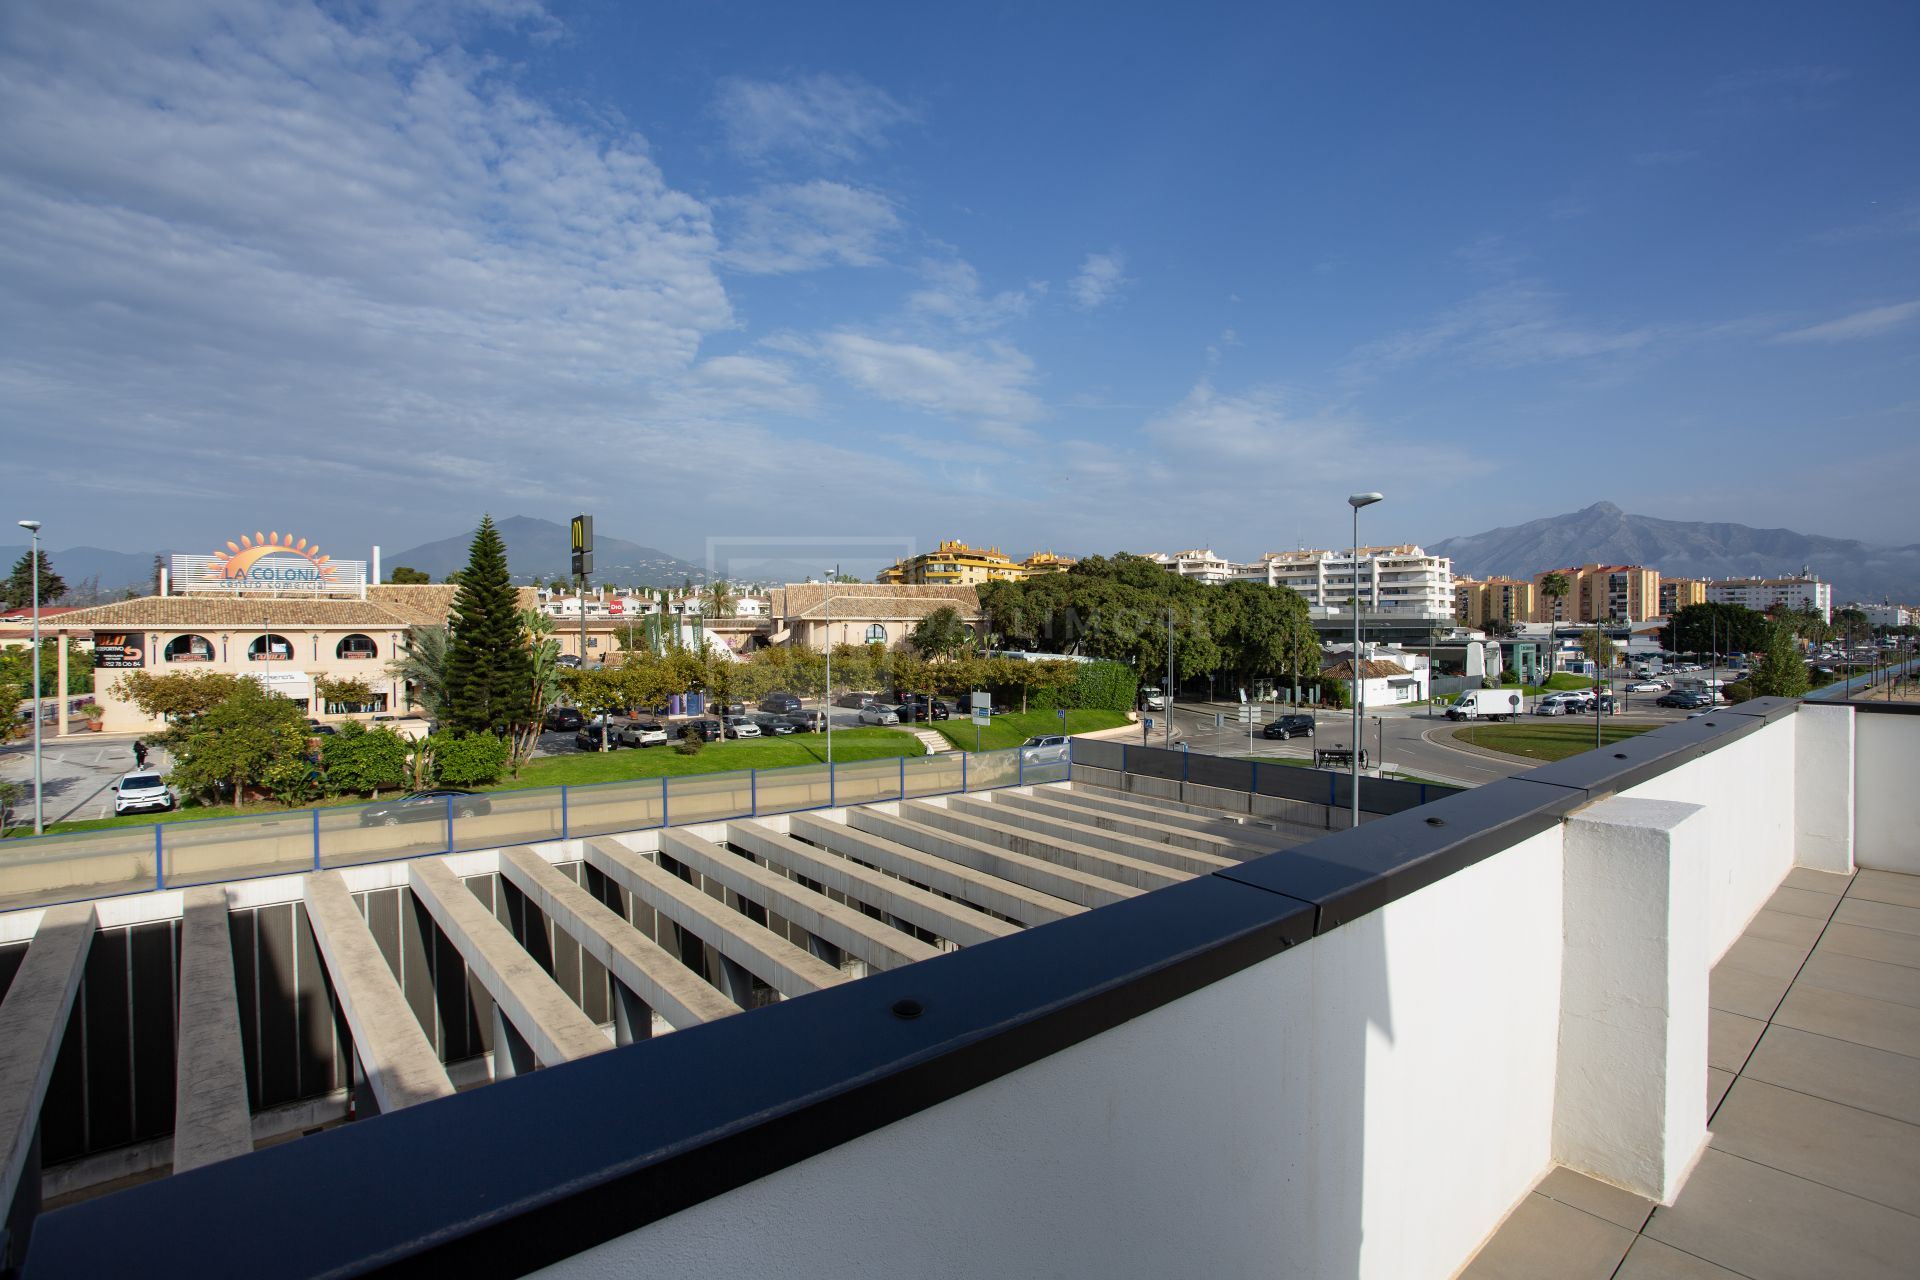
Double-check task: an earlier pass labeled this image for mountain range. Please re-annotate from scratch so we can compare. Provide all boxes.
[1430,503,1920,604]
[386,516,709,588]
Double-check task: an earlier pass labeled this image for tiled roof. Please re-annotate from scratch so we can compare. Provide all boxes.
[41,587,540,631]
[774,583,981,621]
[1321,658,1414,680]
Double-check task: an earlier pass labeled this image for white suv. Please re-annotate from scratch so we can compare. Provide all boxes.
[114,772,176,815]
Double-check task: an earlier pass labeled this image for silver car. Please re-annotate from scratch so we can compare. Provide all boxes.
[859,704,900,725]
[1020,734,1070,765]
[723,715,762,739]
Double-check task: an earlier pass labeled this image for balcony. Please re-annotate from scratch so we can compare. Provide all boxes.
[4,683,1916,1277]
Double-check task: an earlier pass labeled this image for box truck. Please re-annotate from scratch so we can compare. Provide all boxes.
[1446,689,1524,721]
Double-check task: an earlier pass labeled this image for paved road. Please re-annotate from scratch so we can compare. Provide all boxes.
[1,733,171,829]
[1156,694,1711,788]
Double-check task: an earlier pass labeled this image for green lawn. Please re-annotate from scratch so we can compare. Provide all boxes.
[1452,721,1652,763]
[929,708,1131,753]
[497,728,923,787]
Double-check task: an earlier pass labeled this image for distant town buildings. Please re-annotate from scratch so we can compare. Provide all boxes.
[1453,577,1538,629]
[1528,565,1662,624]
[1851,602,1913,628]
[1659,578,1709,616]
[1149,549,1238,585]
[875,540,1074,586]
[1232,546,1455,619]
[1706,575,1832,623]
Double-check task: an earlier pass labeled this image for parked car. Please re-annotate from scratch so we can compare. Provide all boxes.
[781,710,825,733]
[896,698,951,722]
[575,726,622,750]
[113,772,176,816]
[357,789,491,827]
[1657,691,1711,709]
[1261,714,1316,740]
[544,706,585,732]
[682,718,724,742]
[1535,698,1570,717]
[1626,681,1665,693]
[834,691,880,709]
[723,715,761,739]
[759,692,803,714]
[751,713,797,736]
[1142,689,1167,710]
[304,719,337,737]
[618,720,670,748]
[1020,734,1070,764]
[556,654,582,669]
[859,704,900,725]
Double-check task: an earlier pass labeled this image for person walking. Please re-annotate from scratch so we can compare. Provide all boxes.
[132,739,148,768]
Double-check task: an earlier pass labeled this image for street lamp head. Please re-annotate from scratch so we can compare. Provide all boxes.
[17,519,40,532]
[1347,493,1384,510]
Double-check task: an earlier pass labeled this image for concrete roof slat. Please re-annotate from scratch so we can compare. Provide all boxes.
[845,808,1141,908]
[0,903,96,1218]
[171,886,254,1173]
[897,800,1190,892]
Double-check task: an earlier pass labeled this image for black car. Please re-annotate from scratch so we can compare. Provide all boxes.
[358,789,491,827]
[574,726,622,751]
[895,699,951,723]
[545,706,585,732]
[752,712,797,736]
[1261,714,1316,740]
[759,692,803,714]
[781,710,825,733]
[1657,691,1709,709]
[305,719,337,737]
[682,718,724,742]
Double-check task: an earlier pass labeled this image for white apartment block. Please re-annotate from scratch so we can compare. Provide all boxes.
[1150,549,1239,585]
[1235,545,1455,619]
[1705,576,1832,623]
[1850,602,1912,628]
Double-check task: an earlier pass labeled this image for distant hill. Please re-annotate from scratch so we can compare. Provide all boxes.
[1430,503,1920,604]
[0,544,158,602]
[386,516,709,588]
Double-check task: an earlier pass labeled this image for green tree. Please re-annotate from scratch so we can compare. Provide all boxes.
[908,605,976,660]
[1579,626,1613,671]
[562,667,628,750]
[3,550,67,610]
[1660,603,1770,656]
[385,565,431,585]
[1750,623,1811,698]
[320,723,411,797]
[387,625,450,724]
[432,733,509,785]
[510,608,562,774]
[443,516,530,736]
[702,578,739,621]
[165,681,310,807]
[112,670,250,725]
[313,676,376,711]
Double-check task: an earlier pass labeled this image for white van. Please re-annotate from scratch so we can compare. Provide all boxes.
[1447,689,1524,722]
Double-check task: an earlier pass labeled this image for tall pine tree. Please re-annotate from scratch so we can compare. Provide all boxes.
[443,516,530,735]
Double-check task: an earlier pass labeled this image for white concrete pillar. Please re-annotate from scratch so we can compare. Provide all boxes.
[1794,703,1854,874]
[1554,796,1710,1204]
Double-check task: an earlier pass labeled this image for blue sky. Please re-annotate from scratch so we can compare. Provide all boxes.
[2,0,1916,574]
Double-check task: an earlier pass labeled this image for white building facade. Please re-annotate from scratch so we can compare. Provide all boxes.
[1235,545,1454,618]
[1705,576,1832,623]
[1149,550,1239,585]
[1850,602,1912,629]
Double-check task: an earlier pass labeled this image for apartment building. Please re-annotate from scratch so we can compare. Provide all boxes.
[1531,564,1661,623]
[877,540,1029,586]
[1851,602,1913,628]
[1707,575,1832,623]
[1236,545,1454,618]
[1149,549,1238,585]
[1659,578,1708,616]
[1453,577,1538,629]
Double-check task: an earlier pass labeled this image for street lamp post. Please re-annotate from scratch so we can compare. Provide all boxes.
[17,520,43,835]
[1348,493,1383,828]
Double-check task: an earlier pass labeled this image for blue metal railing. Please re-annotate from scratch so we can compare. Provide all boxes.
[0,746,1050,909]
[1805,655,1920,702]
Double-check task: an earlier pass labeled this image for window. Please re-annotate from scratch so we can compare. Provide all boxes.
[865,624,886,643]
[336,633,378,660]
[164,634,215,663]
[248,633,292,661]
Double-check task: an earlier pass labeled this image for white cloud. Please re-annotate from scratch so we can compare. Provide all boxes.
[1346,281,1656,377]
[906,258,1043,332]
[719,180,899,273]
[1773,301,1920,345]
[1069,252,1130,310]
[712,72,915,166]
[818,333,1042,431]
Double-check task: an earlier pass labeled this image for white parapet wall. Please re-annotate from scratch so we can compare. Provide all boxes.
[1854,709,1919,874]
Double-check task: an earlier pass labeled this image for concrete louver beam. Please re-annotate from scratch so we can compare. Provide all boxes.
[497,848,741,1031]
[656,830,942,972]
[845,808,1141,909]
[171,886,254,1173]
[950,793,1244,874]
[986,789,1264,861]
[896,801,1189,892]
[1050,781,1270,837]
[584,838,846,1001]
[726,821,1018,948]
[0,902,95,1231]
[407,858,610,1070]
[783,814,1082,929]
[302,872,456,1112]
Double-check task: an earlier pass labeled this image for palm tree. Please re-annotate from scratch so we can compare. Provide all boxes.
[387,624,450,725]
[510,608,562,774]
[703,578,739,622]
[1540,572,1571,673]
